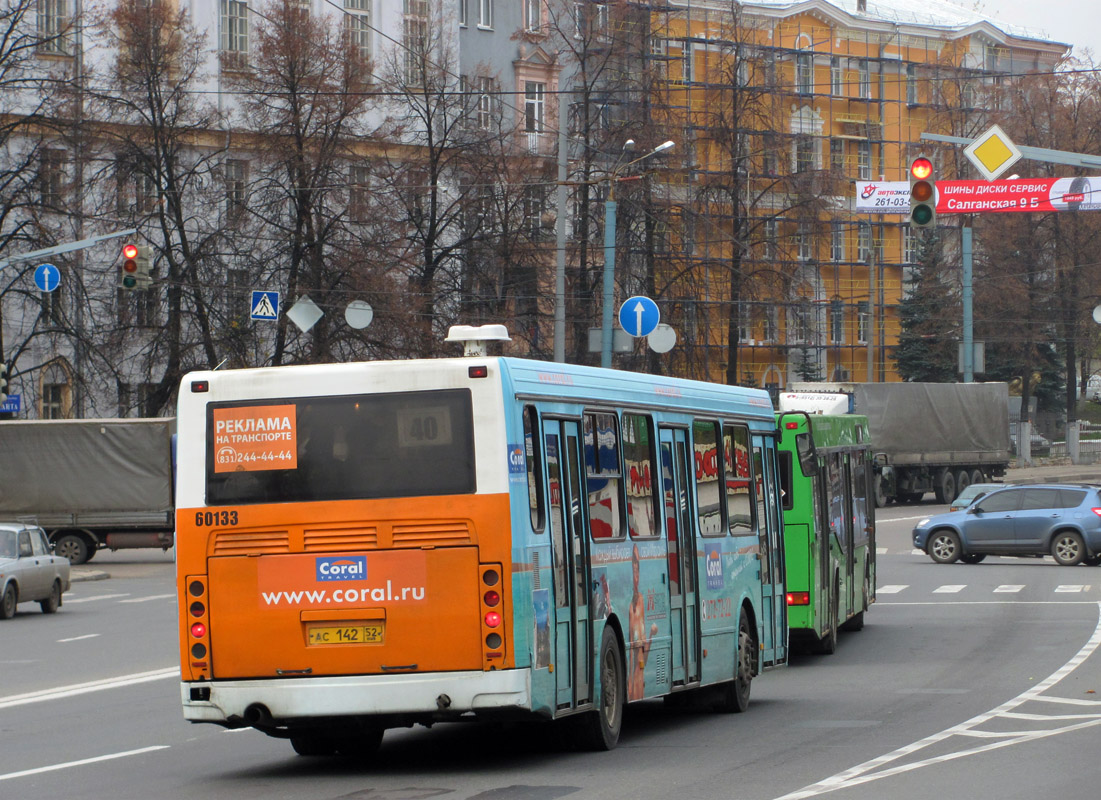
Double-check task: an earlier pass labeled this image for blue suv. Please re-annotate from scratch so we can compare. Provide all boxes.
[913,484,1101,566]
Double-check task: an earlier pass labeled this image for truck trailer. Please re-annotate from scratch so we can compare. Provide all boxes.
[0,418,175,563]
[779,382,1010,507]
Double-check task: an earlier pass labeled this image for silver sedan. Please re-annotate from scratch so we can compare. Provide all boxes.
[0,523,71,618]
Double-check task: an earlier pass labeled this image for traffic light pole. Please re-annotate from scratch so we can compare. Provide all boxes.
[0,229,138,270]
[962,224,974,382]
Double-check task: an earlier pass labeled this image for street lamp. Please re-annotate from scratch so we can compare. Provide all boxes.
[600,139,675,368]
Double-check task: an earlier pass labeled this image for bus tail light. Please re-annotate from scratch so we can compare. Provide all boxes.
[786,591,810,606]
[480,563,505,665]
[186,575,212,678]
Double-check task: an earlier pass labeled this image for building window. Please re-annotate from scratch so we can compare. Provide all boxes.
[789,299,813,344]
[524,0,540,31]
[478,0,491,27]
[794,136,817,173]
[224,159,248,221]
[42,383,67,419]
[829,297,844,344]
[858,59,871,99]
[906,64,918,105]
[737,301,751,343]
[458,0,466,26]
[681,39,693,82]
[477,75,496,129]
[831,222,844,262]
[227,268,249,325]
[764,218,778,260]
[796,53,812,94]
[349,164,370,221]
[119,383,158,418]
[39,149,65,207]
[524,80,545,133]
[41,280,64,327]
[761,306,778,343]
[830,56,842,95]
[857,300,870,344]
[857,223,871,263]
[797,223,812,261]
[830,138,844,172]
[903,224,916,263]
[523,185,545,237]
[762,136,778,177]
[650,35,667,79]
[404,0,429,84]
[220,0,248,63]
[857,140,871,180]
[345,0,370,60]
[37,0,70,54]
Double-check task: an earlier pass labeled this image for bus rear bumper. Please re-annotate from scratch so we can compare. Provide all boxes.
[181,669,532,724]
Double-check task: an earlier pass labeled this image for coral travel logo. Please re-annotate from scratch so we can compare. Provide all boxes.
[315,555,367,582]
[705,547,724,591]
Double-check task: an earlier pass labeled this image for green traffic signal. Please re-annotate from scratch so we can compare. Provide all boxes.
[911,204,933,225]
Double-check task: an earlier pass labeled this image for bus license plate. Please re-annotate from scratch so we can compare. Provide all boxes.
[307,623,384,645]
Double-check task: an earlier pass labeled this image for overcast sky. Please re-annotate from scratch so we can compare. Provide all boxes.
[974,0,1101,61]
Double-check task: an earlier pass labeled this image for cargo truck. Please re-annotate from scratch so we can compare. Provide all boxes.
[0,418,175,564]
[779,382,1010,507]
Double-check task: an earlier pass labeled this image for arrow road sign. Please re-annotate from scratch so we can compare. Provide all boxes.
[618,295,660,338]
[34,263,61,293]
[250,290,279,321]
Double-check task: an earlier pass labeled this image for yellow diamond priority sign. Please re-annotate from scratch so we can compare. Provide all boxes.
[964,124,1022,181]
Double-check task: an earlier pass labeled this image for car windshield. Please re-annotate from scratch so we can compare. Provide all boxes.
[0,530,17,559]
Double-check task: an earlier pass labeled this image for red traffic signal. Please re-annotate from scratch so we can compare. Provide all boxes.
[120,242,151,289]
[908,156,936,229]
[909,157,933,181]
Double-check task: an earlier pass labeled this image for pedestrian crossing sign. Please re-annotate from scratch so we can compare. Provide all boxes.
[250,291,280,321]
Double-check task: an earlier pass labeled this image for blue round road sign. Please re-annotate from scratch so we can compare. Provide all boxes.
[35,263,61,293]
[618,295,660,338]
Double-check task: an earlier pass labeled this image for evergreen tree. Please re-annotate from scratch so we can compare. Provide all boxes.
[894,230,958,382]
[793,347,822,381]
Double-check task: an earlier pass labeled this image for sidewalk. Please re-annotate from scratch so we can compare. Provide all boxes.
[1003,461,1101,485]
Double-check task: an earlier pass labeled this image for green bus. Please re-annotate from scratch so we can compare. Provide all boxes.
[777,412,876,654]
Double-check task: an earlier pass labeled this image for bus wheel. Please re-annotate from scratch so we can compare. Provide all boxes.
[716,609,754,713]
[580,626,624,750]
[873,476,888,508]
[290,734,338,757]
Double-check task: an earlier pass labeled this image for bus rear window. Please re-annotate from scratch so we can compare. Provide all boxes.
[205,389,476,505]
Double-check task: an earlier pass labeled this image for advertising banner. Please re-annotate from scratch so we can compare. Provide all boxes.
[855,177,1101,215]
[212,403,298,473]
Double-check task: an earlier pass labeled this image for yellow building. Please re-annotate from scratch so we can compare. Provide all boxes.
[635,0,1067,387]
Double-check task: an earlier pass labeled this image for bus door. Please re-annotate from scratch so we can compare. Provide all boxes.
[841,454,857,617]
[659,427,700,686]
[542,418,592,710]
[754,436,788,666]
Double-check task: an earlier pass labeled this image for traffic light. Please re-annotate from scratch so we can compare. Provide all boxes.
[908,155,936,229]
[0,363,8,405]
[120,242,152,290]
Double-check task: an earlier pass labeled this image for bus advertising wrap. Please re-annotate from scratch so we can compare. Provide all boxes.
[855,177,1101,215]
[258,551,428,608]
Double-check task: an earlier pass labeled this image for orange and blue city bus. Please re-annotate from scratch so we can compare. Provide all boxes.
[176,332,788,754]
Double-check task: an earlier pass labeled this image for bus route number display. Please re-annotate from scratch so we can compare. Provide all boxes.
[212,404,299,473]
[396,406,453,448]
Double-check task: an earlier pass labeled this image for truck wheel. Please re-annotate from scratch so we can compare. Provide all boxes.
[970,469,985,486]
[955,470,971,495]
[54,534,90,565]
[934,470,956,504]
[873,475,888,508]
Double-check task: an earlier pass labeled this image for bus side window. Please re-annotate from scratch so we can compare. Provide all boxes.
[583,412,624,540]
[724,424,754,534]
[523,405,545,533]
[752,446,769,575]
[623,413,659,539]
[692,420,725,536]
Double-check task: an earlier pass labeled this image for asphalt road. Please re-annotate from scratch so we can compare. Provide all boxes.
[3,518,1100,800]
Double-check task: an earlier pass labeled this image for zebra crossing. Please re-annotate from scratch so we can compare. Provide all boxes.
[877,583,1093,595]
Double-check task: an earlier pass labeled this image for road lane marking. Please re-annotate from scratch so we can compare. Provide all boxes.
[0,746,169,783]
[1055,585,1087,593]
[934,585,966,593]
[0,667,177,710]
[876,585,908,594]
[64,593,131,604]
[994,585,1025,593]
[118,593,175,604]
[773,601,1101,800]
[57,634,100,643]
